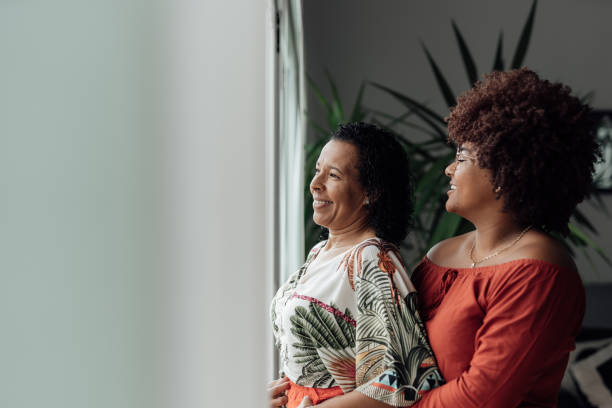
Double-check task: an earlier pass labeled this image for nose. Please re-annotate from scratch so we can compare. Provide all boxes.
[445,161,456,178]
[310,172,323,193]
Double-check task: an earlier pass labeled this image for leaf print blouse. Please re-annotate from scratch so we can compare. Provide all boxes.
[270,238,444,406]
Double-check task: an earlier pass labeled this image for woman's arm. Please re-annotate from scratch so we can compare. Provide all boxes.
[314,390,394,407]
[348,242,443,406]
[415,263,584,407]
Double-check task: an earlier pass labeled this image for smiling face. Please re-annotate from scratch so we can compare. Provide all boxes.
[310,140,369,232]
[444,142,502,221]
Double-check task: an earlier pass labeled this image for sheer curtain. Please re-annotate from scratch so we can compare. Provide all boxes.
[276,0,306,282]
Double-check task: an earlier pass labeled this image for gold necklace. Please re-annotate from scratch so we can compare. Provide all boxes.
[469,225,532,268]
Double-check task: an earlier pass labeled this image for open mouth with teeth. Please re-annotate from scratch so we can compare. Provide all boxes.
[313,199,333,208]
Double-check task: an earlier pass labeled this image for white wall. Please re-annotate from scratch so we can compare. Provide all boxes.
[0,1,159,407]
[304,0,612,282]
[0,1,272,407]
[162,1,271,408]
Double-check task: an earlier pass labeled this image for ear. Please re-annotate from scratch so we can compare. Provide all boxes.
[366,190,381,205]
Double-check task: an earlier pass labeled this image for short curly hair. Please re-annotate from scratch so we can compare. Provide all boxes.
[320,122,414,245]
[447,68,600,235]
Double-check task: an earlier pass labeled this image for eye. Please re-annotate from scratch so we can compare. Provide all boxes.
[330,173,339,178]
[314,168,320,174]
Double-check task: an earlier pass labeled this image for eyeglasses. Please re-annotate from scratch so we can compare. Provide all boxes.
[454,148,476,167]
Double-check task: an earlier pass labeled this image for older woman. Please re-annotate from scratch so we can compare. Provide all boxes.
[269,123,443,408]
[412,68,600,407]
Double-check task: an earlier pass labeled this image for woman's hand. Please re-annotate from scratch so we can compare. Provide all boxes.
[297,396,313,407]
[268,376,290,407]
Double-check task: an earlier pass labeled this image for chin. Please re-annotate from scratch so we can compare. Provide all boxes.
[445,204,464,219]
[444,201,455,213]
[312,215,328,229]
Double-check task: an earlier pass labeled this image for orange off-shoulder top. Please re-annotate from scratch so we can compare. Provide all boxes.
[412,257,585,408]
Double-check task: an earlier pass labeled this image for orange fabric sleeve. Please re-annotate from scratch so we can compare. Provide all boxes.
[415,263,584,408]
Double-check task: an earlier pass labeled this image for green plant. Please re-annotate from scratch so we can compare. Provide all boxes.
[305,0,609,267]
[366,0,538,262]
[368,0,609,267]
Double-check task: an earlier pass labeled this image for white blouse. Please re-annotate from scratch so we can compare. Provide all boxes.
[271,238,443,406]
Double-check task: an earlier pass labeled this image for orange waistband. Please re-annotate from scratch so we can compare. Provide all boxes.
[286,379,344,408]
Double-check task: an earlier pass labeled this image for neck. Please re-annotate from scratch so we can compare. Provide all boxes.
[326,219,375,250]
[471,216,527,255]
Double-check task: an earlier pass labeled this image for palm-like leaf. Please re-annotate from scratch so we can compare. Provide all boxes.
[451,20,478,86]
[492,31,505,71]
[428,211,463,249]
[307,74,332,116]
[355,259,443,397]
[365,0,607,267]
[370,82,446,126]
[369,108,442,142]
[572,208,597,235]
[305,0,607,268]
[324,69,345,128]
[350,81,367,122]
[420,42,456,108]
[369,82,448,143]
[511,0,538,69]
[292,305,343,349]
[568,223,612,265]
[290,301,356,388]
[318,347,357,391]
[414,153,453,216]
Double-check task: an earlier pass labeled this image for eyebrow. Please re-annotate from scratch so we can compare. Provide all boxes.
[315,162,345,175]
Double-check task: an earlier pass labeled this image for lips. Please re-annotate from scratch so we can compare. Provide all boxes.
[313,199,333,209]
[447,184,456,195]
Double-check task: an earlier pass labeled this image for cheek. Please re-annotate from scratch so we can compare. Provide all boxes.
[476,172,494,192]
[468,177,496,202]
[345,182,365,202]
[333,185,363,209]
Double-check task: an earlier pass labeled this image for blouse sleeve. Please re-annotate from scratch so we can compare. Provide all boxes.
[415,262,585,408]
[353,242,444,406]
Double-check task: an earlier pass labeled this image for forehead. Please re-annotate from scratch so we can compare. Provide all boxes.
[457,142,477,153]
[318,140,359,169]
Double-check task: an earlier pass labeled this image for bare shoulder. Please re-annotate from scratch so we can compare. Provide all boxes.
[513,230,577,271]
[426,231,473,266]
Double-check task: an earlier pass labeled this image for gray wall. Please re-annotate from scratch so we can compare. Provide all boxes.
[304,0,612,283]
